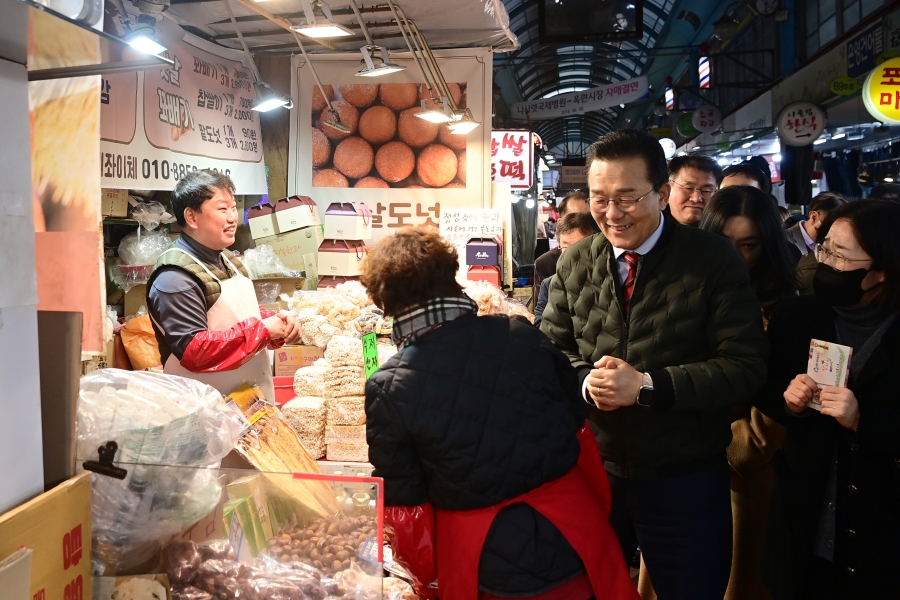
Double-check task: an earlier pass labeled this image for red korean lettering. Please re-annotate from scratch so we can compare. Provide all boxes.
[33,590,46,600]
[880,67,900,85]
[499,160,526,181]
[879,91,900,110]
[63,575,83,600]
[490,138,500,157]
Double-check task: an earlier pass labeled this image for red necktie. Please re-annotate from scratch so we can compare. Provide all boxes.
[622,252,639,315]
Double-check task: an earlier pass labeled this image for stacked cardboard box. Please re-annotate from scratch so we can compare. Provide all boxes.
[318,203,372,287]
[250,196,323,281]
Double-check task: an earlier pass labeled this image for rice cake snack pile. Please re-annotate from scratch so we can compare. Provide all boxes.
[324,335,364,367]
[293,365,329,397]
[326,396,365,426]
[282,396,327,459]
[324,366,366,398]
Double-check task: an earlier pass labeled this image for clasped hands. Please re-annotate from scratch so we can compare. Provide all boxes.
[784,374,860,431]
[262,311,302,345]
[586,356,643,411]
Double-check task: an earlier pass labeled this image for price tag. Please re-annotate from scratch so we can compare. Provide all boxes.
[363,332,379,379]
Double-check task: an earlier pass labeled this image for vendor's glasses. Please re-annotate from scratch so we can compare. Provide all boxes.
[815,243,871,272]
[669,178,717,199]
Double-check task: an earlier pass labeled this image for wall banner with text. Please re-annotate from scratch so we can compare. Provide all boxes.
[100,37,266,192]
[510,76,648,120]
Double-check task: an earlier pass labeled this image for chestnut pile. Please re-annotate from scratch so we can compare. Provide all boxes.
[264,515,378,577]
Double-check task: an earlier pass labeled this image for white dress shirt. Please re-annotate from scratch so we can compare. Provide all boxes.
[582,214,666,403]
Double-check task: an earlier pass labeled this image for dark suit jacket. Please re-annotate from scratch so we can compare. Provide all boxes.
[786,221,812,256]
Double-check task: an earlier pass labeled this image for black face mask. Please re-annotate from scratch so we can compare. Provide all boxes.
[813,263,877,307]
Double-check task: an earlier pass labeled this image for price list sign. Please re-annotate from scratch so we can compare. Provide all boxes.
[363,332,379,379]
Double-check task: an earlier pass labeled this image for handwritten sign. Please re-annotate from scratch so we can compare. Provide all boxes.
[510,76,648,120]
[440,209,503,282]
[491,130,533,190]
[775,102,827,146]
[363,332,379,379]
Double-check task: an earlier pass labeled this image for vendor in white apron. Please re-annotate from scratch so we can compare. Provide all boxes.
[146,170,300,402]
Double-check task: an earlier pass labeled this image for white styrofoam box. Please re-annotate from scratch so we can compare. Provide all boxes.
[322,203,373,240]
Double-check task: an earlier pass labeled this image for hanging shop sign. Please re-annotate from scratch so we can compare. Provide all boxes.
[830,77,859,95]
[659,138,677,159]
[691,105,722,134]
[491,130,533,190]
[100,37,266,192]
[510,76,648,120]
[677,113,700,137]
[876,51,900,66]
[846,19,883,78]
[559,166,587,186]
[863,57,900,125]
[775,102,827,146]
[716,140,731,152]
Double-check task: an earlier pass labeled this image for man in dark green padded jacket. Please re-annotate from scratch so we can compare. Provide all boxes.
[540,129,768,600]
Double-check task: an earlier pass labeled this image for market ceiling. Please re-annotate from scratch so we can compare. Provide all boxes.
[159,0,746,159]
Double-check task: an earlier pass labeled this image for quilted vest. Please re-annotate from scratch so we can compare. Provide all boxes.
[147,245,250,310]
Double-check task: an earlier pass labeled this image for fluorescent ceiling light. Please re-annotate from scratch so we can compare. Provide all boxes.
[526,199,536,208]
[832,132,846,139]
[290,22,353,37]
[252,95,292,112]
[886,177,895,183]
[356,46,406,77]
[447,109,480,134]
[741,142,752,148]
[717,158,729,166]
[416,99,455,123]
[813,138,827,145]
[773,153,782,162]
[126,33,167,56]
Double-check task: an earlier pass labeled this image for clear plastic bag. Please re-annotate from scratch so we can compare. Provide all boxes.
[463,280,534,324]
[255,282,281,305]
[77,369,245,573]
[131,201,176,231]
[118,229,172,266]
[243,244,302,279]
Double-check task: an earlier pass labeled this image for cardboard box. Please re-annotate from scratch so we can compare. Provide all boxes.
[466,237,502,267]
[0,473,92,600]
[467,265,502,287]
[274,196,321,234]
[274,345,325,377]
[102,189,129,217]
[124,284,147,317]
[256,226,324,273]
[94,574,172,600]
[248,202,279,240]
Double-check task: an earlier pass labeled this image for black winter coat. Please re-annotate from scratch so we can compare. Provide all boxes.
[757,296,900,599]
[366,313,589,595]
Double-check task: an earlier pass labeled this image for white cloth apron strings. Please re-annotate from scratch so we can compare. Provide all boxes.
[159,248,275,402]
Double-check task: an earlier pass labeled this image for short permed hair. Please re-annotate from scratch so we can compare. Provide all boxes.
[586,129,669,189]
[171,169,236,226]
[360,226,464,316]
[556,212,600,237]
[668,154,723,184]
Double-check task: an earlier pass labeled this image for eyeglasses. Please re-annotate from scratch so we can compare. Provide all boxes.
[589,187,657,213]
[815,243,871,272]
[669,179,717,200]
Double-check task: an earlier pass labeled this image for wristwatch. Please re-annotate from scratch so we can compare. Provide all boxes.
[637,372,654,407]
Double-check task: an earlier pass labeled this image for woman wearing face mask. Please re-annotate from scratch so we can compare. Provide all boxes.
[758,199,900,599]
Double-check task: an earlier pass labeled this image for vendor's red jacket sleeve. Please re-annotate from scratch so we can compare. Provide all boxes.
[181,317,278,372]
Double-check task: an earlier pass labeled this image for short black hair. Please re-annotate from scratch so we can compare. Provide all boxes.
[171,169,236,226]
[818,199,900,311]
[558,190,589,216]
[668,154,723,184]
[586,129,668,189]
[556,212,600,237]
[868,183,900,202]
[722,162,772,194]
[699,185,797,320]
[809,191,847,214]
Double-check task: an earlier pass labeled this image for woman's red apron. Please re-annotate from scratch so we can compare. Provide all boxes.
[434,424,639,600]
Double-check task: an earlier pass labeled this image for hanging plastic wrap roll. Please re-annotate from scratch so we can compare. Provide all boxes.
[77,369,245,575]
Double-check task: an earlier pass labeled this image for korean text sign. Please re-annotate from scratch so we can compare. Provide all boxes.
[490,130,533,190]
[100,38,267,192]
[863,57,900,125]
